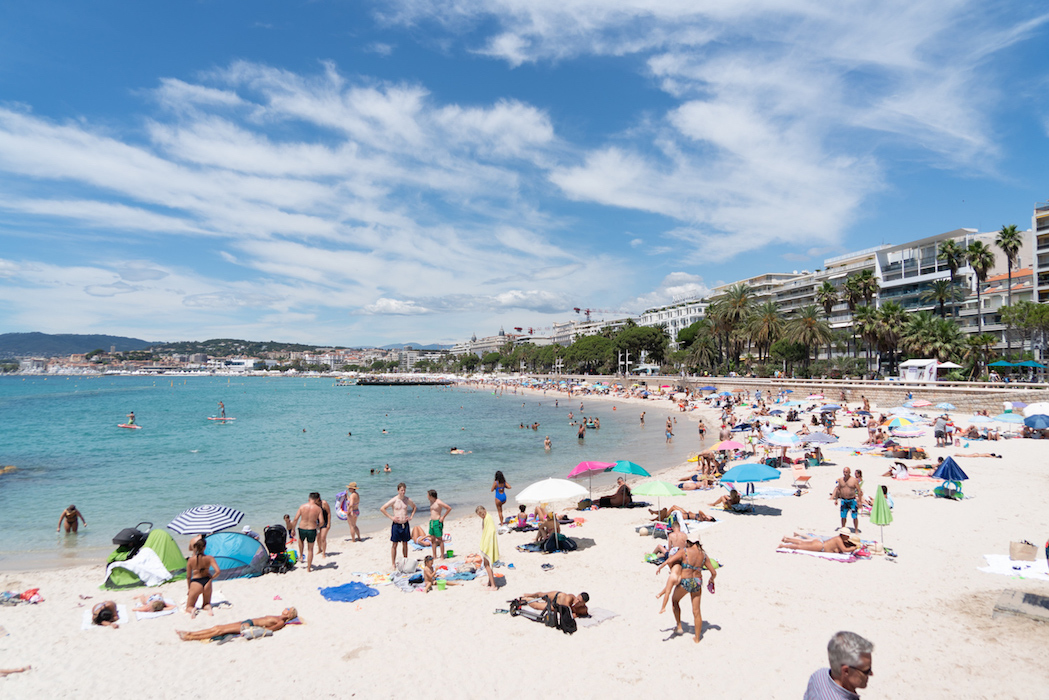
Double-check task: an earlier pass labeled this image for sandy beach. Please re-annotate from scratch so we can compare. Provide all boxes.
[2,385,1047,699]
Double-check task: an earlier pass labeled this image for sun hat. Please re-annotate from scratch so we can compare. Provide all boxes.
[837,527,853,538]
[347,482,359,490]
[686,531,703,544]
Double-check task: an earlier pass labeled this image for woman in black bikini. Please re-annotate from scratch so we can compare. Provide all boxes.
[185,536,220,618]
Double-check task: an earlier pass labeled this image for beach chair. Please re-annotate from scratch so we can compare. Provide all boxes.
[791,463,812,489]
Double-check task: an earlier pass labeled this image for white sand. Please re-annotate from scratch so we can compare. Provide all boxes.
[2,389,1048,699]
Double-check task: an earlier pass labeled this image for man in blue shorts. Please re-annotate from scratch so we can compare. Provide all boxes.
[833,467,861,533]
[380,482,417,570]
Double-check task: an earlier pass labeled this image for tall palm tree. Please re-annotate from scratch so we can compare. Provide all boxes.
[687,334,717,373]
[964,333,998,378]
[815,281,839,361]
[842,276,864,358]
[855,269,880,307]
[852,305,880,373]
[937,239,966,318]
[919,279,967,319]
[876,301,907,374]
[901,311,939,357]
[966,241,996,334]
[785,305,832,369]
[928,318,965,362]
[710,284,754,373]
[995,224,1023,356]
[746,301,783,362]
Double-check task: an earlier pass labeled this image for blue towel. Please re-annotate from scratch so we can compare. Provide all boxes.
[319,582,380,602]
[447,571,478,581]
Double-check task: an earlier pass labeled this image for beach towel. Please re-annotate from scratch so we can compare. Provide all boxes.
[81,604,129,629]
[104,547,172,587]
[775,548,858,563]
[480,513,500,565]
[575,607,618,628]
[134,597,177,620]
[679,519,718,536]
[749,487,800,500]
[516,543,543,552]
[409,534,451,550]
[180,589,231,610]
[978,555,1049,581]
[319,582,380,602]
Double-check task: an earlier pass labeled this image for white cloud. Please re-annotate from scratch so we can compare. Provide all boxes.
[362,298,432,315]
[622,271,709,313]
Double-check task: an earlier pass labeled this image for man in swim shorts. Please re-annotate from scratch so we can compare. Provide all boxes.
[290,495,322,572]
[345,483,361,542]
[833,467,861,533]
[426,489,452,560]
[380,482,417,569]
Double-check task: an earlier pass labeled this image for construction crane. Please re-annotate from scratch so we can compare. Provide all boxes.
[573,307,615,323]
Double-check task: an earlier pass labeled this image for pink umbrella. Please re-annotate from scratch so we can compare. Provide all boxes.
[806,394,824,399]
[910,399,932,407]
[567,461,615,499]
[710,440,745,451]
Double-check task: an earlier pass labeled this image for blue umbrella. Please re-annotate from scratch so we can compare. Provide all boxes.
[932,457,968,482]
[783,390,794,393]
[801,432,839,444]
[819,404,842,412]
[969,415,992,423]
[769,409,784,415]
[718,391,732,396]
[987,360,1014,367]
[1024,414,1049,430]
[1015,360,1046,368]
[607,460,650,477]
[764,431,801,447]
[698,385,717,391]
[935,402,956,410]
[856,410,872,416]
[721,463,781,483]
[993,413,1025,424]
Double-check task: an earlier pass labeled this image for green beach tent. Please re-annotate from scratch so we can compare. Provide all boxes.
[103,529,187,590]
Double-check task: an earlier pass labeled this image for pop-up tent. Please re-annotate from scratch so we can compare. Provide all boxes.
[103,529,187,589]
[204,532,268,580]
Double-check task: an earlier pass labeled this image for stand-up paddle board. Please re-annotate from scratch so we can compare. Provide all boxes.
[118,424,141,429]
[207,417,236,421]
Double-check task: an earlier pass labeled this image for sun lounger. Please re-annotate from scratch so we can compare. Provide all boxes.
[791,463,811,489]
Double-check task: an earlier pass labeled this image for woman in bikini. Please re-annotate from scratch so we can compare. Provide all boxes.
[91,600,120,628]
[654,520,687,613]
[665,533,718,643]
[176,608,298,641]
[185,536,220,618]
[491,471,511,524]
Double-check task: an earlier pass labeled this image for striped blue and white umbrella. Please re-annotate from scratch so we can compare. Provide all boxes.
[167,504,245,535]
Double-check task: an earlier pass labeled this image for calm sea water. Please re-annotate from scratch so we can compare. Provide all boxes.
[0,376,689,568]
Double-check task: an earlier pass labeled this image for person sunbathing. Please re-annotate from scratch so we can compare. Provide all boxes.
[91,601,120,628]
[518,591,589,618]
[882,462,909,479]
[597,479,633,507]
[132,594,175,613]
[780,530,859,554]
[411,525,436,546]
[176,608,298,641]
[654,505,715,522]
[709,490,741,509]
[952,452,1002,458]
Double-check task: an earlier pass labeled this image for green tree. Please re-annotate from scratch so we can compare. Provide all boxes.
[480,352,502,371]
[815,281,839,360]
[746,301,783,362]
[919,279,967,319]
[686,334,718,373]
[676,319,710,350]
[613,325,670,366]
[770,339,808,375]
[563,335,613,373]
[855,269,880,306]
[964,333,998,378]
[458,354,480,372]
[995,224,1023,356]
[707,283,754,372]
[937,238,967,319]
[852,305,880,373]
[966,241,996,334]
[784,305,832,368]
[841,276,864,358]
[876,301,907,374]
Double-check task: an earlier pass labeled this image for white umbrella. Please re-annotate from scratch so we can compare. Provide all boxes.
[1023,402,1049,417]
[515,478,588,505]
[168,504,244,535]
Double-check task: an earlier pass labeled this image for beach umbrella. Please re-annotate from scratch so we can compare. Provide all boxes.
[883,416,915,428]
[607,460,650,477]
[720,463,781,496]
[932,457,968,482]
[765,416,787,425]
[698,385,717,391]
[1016,360,1046,368]
[806,394,824,399]
[769,409,784,415]
[763,431,801,447]
[1009,401,1027,409]
[856,410,872,416]
[910,399,932,408]
[888,407,916,415]
[167,504,245,535]
[718,391,732,396]
[801,433,838,444]
[890,427,924,439]
[783,390,794,394]
[1023,402,1049,417]
[969,415,992,423]
[567,461,614,499]
[993,413,1025,424]
[631,480,683,510]
[819,404,842,412]
[935,402,956,410]
[516,478,588,505]
[987,360,1014,367]
[1024,414,1049,430]
[783,400,804,407]
[870,486,893,545]
[710,440,745,451]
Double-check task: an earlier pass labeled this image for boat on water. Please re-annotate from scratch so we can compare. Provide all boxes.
[334,378,359,386]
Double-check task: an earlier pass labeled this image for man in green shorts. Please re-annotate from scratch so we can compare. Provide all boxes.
[290,495,322,573]
[427,489,452,560]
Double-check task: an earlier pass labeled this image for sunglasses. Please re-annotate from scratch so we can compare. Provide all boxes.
[849,665,873,677]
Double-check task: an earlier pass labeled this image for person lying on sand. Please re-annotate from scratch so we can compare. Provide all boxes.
[709,490,741,509]
[952,452,1002,458]
[518,591,589,618]
[649,505,716,522]
[91,601,120,628]
[132,594,175,613]
[780,529,859,554]
[411,525,437,546]
[0,667,30,677]
[176,608,297,641]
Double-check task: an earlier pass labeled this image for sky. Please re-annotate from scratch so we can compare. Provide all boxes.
[0,1,1047,347]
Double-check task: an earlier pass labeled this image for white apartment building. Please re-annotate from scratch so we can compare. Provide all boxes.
[1033,202,1049,304]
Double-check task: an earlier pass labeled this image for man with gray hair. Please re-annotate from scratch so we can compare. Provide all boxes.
[804,631,874,699]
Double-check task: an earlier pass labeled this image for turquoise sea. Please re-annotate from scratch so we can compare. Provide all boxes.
[0,376,690,569]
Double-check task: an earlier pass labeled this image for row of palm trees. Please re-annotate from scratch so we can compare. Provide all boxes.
[681,225,1026,376]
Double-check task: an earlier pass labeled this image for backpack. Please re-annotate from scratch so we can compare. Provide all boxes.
[551,600,577,634]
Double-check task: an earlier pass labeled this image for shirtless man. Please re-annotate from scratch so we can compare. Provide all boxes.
[57,504,86,533]
[312,492,332,558]
[426,489,452,560]
[290,495,322,572]
[834,467,861,533]
[345,483,361,542]
[519,591,590,619]
[780,530,859,554]
[544,435,551,450]
[640,411,646,427]
[380,482,417,569]
[218,401,225,418]
[176,608,298,641]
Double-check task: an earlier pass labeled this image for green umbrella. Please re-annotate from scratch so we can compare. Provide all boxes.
[631,480,683,510]
[870,486,893,546]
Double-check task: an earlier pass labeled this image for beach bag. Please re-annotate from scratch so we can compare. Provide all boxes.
[1009,541,1038,561]
[577,498,592,510]
[552,602,577,635]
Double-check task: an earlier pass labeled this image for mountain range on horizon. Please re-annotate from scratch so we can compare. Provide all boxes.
[0,333,453,359]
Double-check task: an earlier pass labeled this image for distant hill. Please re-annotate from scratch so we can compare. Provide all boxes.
[381,343,453,351]
[150,339,340,356]
[0,332,155,358]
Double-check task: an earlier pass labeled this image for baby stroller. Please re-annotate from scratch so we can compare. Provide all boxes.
[508,596,577,634]
[263,525,294,574]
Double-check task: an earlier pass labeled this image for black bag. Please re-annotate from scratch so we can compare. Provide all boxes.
[553,602,577,634]
[542,534,577,552]
[112,522,151,549]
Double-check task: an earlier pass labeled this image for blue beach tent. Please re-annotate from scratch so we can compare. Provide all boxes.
[204,532,269,580]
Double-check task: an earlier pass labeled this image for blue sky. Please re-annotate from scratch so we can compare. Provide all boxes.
[1,1,1047,347]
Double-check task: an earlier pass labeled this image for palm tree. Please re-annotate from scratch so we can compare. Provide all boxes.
[919,279,967,318]
[964,333,998,378]
[709,284,754,373]
[901,311,939,357]
[966,241,996,334]
[995,224,1023,356]
[784,305,832,369]
[852,305,880,374]
[746,301,783,362]
[842,276,864,358]
[937,239,966,318]
[815,281,839,361]
[876,301,907,374]
[687,334,718,373]
[928,318,965,362]
[855,269,880,307]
